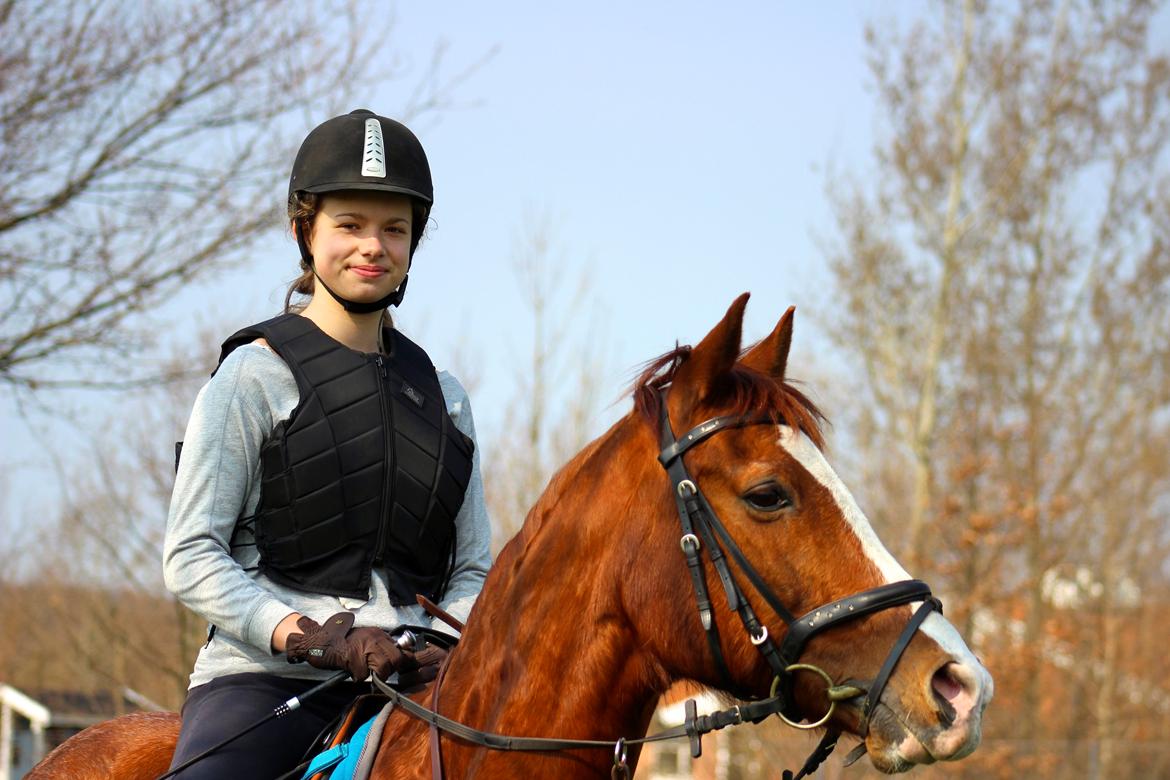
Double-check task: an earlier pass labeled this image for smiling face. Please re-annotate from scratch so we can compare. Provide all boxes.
[303,190,413,308]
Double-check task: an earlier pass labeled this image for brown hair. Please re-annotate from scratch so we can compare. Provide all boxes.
[283,191,430,313]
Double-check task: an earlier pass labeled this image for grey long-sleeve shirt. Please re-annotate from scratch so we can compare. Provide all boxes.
[163,342,493,689]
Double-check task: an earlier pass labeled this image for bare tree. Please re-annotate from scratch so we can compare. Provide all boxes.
[483,215,613,548]
[0,0,487,392]
[0,330,215,705]
[825,1,1170,774]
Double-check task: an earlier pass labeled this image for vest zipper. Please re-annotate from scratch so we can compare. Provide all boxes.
[373,354,393,568]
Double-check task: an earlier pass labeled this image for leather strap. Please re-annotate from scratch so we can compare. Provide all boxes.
[372,673,791,754]
[658,401,798,705]
[417,594,466,633]
[429,654,451,780]
[859,597,940,732]
[657,413,775,466]
[778,580,934,667]
[782,730,840,780]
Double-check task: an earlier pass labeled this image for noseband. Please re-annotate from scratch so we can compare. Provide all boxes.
[656,390,941,736]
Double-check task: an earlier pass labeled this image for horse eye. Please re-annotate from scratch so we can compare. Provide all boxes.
[743,484,792,512]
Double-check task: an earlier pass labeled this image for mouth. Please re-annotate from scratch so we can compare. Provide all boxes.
[349,265,388,278]
[860,716,934,774]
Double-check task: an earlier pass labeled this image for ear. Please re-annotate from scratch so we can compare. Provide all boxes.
[669,293,750,419]
[740,306,794,381]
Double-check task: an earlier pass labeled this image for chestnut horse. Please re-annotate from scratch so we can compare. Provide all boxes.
[31,295,992,778]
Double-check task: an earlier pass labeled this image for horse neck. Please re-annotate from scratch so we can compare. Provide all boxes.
[433,417,672,771]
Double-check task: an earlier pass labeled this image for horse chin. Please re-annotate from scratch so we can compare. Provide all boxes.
[861,736,930,774]
[861,706,978,776]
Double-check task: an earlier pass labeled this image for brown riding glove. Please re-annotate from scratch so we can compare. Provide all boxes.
[396,644,449,692]
[285,612,404,681]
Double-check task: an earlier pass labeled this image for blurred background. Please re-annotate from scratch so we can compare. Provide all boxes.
[1,1,1167,777]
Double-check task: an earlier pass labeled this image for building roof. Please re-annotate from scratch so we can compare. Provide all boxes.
[0,683,163,729]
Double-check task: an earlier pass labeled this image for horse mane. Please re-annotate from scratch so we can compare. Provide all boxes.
[514,339,828,549]
[631,342,827,449]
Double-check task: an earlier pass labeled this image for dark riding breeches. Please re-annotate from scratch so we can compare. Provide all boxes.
[168,672,369,779]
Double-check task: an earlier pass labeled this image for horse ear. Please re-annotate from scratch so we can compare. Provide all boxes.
[670,292,750,414]
[740,306,794,381]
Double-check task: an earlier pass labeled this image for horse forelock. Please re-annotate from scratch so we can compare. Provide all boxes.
[631,344,826,449]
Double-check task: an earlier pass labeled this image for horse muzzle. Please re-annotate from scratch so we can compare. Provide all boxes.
[856,618,994,774]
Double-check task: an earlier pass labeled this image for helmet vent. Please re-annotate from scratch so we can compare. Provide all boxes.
[361,118,386,178]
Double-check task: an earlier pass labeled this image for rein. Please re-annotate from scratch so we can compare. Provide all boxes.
[371,671,819,779]
[375,391,941,780]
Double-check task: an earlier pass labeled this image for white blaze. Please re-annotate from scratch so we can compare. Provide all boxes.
[777,427,990,668]
[777,426,910,584]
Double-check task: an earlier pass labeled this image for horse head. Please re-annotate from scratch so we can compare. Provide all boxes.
[615,293,993,773]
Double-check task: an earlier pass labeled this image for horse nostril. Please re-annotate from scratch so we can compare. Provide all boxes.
[931,665,962,728]
[933,665,962,700]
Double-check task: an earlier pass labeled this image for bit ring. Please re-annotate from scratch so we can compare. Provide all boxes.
[774,663,838,730]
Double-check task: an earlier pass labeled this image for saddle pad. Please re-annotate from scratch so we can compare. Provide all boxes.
[302,701,396,780]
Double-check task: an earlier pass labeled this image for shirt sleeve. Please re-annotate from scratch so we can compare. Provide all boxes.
[435,372,494,635]
[162,346,299,654]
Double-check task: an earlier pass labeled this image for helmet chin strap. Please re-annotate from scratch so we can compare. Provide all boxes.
[296,222,407,312]
[312,270,408,313]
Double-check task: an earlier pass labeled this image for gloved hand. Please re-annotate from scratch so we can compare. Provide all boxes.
[396,643,449,692]
[285,612,403,681]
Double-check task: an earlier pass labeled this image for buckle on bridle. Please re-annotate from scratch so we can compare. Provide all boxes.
[611,737,630,780]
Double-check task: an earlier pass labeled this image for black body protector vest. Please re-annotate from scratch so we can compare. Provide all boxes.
[218,314,474,603]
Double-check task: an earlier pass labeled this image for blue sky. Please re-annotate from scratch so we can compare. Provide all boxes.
[3,2,907,526]
[374,1,891,399]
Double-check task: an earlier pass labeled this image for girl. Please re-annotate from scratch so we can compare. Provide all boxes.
[163,109,493,778]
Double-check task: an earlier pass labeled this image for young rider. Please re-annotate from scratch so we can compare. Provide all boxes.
[162,109,493,778]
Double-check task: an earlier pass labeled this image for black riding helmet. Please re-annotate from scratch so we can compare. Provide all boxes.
[289,109,432,312]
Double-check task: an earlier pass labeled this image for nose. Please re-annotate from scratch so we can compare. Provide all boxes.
[932,662,976,724]
[926,660,990,759]
[358,233,385,257]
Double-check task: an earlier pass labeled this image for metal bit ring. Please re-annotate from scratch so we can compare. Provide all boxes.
[774,663,838,730]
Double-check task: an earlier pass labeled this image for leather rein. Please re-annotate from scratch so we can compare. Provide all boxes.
[373,390,941,780]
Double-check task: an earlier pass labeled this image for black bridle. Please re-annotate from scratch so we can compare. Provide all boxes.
[367,392,945,780]
[656,391,941,772]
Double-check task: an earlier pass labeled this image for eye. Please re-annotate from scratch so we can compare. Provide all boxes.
[742,482,793,513]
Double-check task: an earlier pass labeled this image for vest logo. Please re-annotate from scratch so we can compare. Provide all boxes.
[401,382,424,408]
[361,118,386,178]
